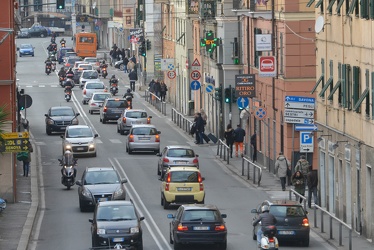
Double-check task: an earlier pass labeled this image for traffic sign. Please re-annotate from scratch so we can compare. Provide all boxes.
[168,64,175,70]
[167,70,176,79]
[0,138,30,153]
[205,83,214,94]
[190,70,201,80]
[259,56,276,77]
[284,117,314,124]
[284,109,314,118]
[1,132,29,139]
[300,131,314,153]
[191,58,201,66]
[19,94,33,109]
[190,80,201,90]
[237,97,249,109]
[295,124,318,131]
[284,96,315,110]
[255,107,267,120]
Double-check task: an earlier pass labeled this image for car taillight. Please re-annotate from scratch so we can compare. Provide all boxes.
[122,117,126,123]
[193,158,199,164]
[199,182,204,191]
[103,106,107,112]
[268,237,275,242]
[129,135,134,142]
[83,89,86,95]
[198,172,202,182]
[155,135,160,142]
[166,172,171,183]
[90,103,97,106]
[165,183,170,191]
[302,218,309,227]
[177,223,188,231]
[163,157,169,163]
[147,118,151,124]
[215,225,226,231]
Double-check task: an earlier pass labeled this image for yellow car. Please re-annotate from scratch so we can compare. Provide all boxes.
[160,166,205,209]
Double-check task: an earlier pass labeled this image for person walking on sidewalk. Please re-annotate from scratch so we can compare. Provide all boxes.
[123,56,129,73]
[233,124,246,157]
[275,152,291,191]
[23,141,33,177]
[127,59,135,72]
[250,132,257,162]
[128,69,138,92]
[154,80,161,97]
[292,170,305,203]
[224,124,235,158]
[295,155,310,187]
[307,165,318,208]
[160,81,168,102]
[195,113,205,144]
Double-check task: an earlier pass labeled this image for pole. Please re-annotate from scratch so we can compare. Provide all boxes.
[142,0,147,86]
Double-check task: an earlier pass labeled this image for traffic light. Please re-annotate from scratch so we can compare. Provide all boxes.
[231,88,237,103]
[18,94,25,111]
[146,39,151,50]
[224,88,231,103]
[139,41,146,57]
[56,0,65,9]
[214,86,222,102]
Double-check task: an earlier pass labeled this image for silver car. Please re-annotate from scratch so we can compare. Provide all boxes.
[126,124,161,154]
[61,125,98,157]
[82,81,107,104]
[79,70,99,88]
[88,92,112,114]
[117,109,152,135]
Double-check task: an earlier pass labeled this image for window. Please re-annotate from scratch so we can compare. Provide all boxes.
[254,28,262,68]
[327,0,337,14]
[319,60,333,98]
[370,0,374,19]
[311,58,325,94]
[352,66,360,108]
[353,69,369,115]
[328,63,342,104]
[170,171,198,182]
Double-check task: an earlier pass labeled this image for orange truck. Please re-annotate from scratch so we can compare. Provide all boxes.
[73,32,97,58]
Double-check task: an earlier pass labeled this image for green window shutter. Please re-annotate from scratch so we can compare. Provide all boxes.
[336,0,345,14]
[352,66,360,106]
[307,0,316,7]
[342,64,347,107]
[311,59,325,94]
[348,0,358,14]
[361,0,369,18]
[371,0,374,19]
[327,0,337,13]
[371,72,374,118]
[315,0,324,8]
[319,77,333,97]
[353,89,369,112]
[328,80,341,100]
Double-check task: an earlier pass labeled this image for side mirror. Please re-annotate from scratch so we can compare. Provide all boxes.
[121,178,128,184]
[75,180,82,186]
[76,113,80,117]
[139,216,145,221]
[88,218,93,223]
[156,153,161,157]
[17,47,19,51]
[157,131,161,134]
[167,214,174,219]
[221,214,227,218]
[60,135,64,139]
[251,209,258,214]
[94,134,98,138]
[201,177,205,181]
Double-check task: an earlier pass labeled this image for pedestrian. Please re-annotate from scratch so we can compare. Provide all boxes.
[295,155,310,187]
[275,152,291,191]
[195,113,205,144]
[149,79,155,100]
[307,165,318,208]
[154,80,161,98]
[121,48,126,60]
[116,48,121,61]
[160,81,168,102]
[250,132,257,162]
[292,171,305,203]
[130,55,136,63]
[123,56,129,73]
[127,59,135,72]
[193,113,199,143]
[233,124,246,157]
[199,108,210,143]
[23,141,33,177]
[110,48,117,65]
[224,124,235,158]
[128,69,138,91]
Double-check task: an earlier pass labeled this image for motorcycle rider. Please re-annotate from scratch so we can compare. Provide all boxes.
[66,67,74,79]
[44,57,53,73]
[60,150,77,178]
[58,67,66,78]
[64,78,74,89]
[109,74,118,86]
[123,88,134,109]
[252,205,277,247]
[60,37,66,45]
[47,42,57,53]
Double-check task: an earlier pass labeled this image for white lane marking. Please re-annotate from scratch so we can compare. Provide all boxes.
[39,85,45,87]
[109,158,172,250]
[96,139,103,144]
[109,139,122,144]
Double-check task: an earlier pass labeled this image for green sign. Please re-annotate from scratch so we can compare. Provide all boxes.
[0,138,30,153]
[200,31,220,54]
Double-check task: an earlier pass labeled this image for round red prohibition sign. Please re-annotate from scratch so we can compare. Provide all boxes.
[167,70,176,79]
[190,70,201,80]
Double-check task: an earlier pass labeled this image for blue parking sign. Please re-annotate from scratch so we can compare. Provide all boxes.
[300,131,314,153]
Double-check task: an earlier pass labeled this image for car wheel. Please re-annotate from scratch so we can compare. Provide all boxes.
[91,235,98,248]
[19,54,22,57]
[199,198,205,204]
[120,129,125,135]
[174,242,182,250]
[102,118,107,124]
[99,116,102,122]
[82,100,85,104]
[218,241,227,250]
[46,127,52,135]
[155,149,160,154]
[157,165,161,175]
[32,54,34,57]
[161,195,164,206]
[89,110,91,114]
[163,196,169,209]
[137,237,143,250]
[169,230,174,244]
[302,237,310,247]
[128,148,133,154]
[79,200,87,212]
[92,152,97,157]
[40,33,45,38]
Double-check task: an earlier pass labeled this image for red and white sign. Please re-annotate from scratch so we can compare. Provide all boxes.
[259,56,276,77]
[167,70,176,79]
[190,70,201,80]
[191,58,201,66]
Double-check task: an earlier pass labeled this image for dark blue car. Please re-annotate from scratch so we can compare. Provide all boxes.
[57,47,75,64]
[18,44,34,57]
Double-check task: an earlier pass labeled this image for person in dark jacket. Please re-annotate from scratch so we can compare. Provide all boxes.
[292,171,305,203]
[233,124,246,157]
[224,124,235,158]
[195,113,205,144]
[307,165,318,208]
[253,205,277,247]
[153,80,161,97]
[23,141,33,177]
[123,57,129,73]
[251,132,257,162]
[128,70,138,91]
[160,81,168,102]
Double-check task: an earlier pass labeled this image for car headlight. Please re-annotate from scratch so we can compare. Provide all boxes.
[46,119,54,125]
[97,228,106,235]
[88,141,95,148]
[64,144,72,150]
[82,188,91,198]
[113,187,124,198]
[71,118,79,125]
[130,227,139,234]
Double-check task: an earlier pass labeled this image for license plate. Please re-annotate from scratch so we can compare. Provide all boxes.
[131,121,141,124]
[193,226,209,230]
[76,147,84,151]
[278,230,295,235]
[139,137,150,140]
[177,187,192,191]
[112,238,124,242]
[60,127,66,130]
[175,161,187,164]
[98,198,107,202]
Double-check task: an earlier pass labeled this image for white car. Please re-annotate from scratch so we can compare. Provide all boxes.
[126,124,161,154]
[79,70,99,88]
[82,80,107,104]
[61,125,98,157]
[83,57,100,72]
[88,92,112,114]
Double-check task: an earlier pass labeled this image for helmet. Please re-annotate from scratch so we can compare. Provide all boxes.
[127,88,131,93]
[111,74,115,78]
[261,205,270,213]
[60,67,64,71]
[102,60,106,64]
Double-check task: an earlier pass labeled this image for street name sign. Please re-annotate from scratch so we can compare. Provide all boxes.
[284,117,314,124]
[284,96,315,110]
[284,108,314,118]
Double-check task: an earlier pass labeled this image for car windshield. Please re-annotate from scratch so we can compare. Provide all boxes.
[270,205,306,217]
[167,149,195,157]
[60,49,74,56]
[131,127,157,135]
[78,65,93,70]
[85,59,97,63]
[66,127,93,138]
[20,44,32,49]
[182,210,219,221]
[86,83,104,89]
[126,111,147,118]
[50,108,74,116]
[83,71,98,78]
[93,94,111,101]
[84,170,120,185]
[68,58,80,64]
[106,100,127,108]
[169,171,198,182]
[97,205,137,221]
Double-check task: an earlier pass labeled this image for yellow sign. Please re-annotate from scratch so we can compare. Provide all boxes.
[0,138,29,153]
[0,132,29,139]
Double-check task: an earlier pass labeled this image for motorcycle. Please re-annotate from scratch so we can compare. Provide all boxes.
[49,51,57,61]
[51,63,56,72]
[125,95,133,109]
[260,225,279,250]
[58,158,77,190]
[45,65,52,75]
[59,76,66,87]
[64,86,72,102]
[101,67,108,78]
[110,83,118,96]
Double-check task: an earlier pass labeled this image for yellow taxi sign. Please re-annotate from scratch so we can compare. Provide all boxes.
[1,132,29,139]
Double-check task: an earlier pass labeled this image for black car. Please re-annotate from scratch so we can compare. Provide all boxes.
[28,26,48,38]
[168,204,227,250]
[251,200,310,246]
[76,166,127,212]
[44,106,79,135]
[100,98,129,124]
[89,200,144,249]
[17,30,31,38]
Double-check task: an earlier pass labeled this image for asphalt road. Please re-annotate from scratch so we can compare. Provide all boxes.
[15,37,335,250]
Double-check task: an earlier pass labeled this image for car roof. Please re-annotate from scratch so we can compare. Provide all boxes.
[20,44,32,46]
[166,164,198,168]
[181,204,219,210]
[131,124,157,128]
[125,109,147,112]
[106,97,126,101]
[85,80,104,84]
[167,166,200,172]
[78,63,92,66]
[81,70,97,73]
[50,106,74,110]
[84,57,98,60]
[66,125,91,129]
[92,92,111,96]
[268,200,302,206]
[85,166,115,172]
[165,145,193,150]
[98,200,133,207]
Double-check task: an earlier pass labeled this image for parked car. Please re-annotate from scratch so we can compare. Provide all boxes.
[28,26,48,37]
[89,200,144,249]
[99,98,128,123]
[61,125,98,157]
[44,106,79,135]
[251,200,310,246]
[80,70,100,89]
[57,47,74,64]
[17,28,31,38]
[18,44,34,57]
[76,166,128,212]
[114,60,124,71]
[117,109,152,135]
[157,145,199,176]
[160,165,205,209]
[126,124,161,154]
[168,204,227,250]
[82,81,107,104]
[88,92,112,114]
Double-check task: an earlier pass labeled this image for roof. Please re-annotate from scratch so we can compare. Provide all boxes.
[50,106,74,110]
[181,204,219,210]
[66,125,90,129]
[167,166,200,172]
[98,200,133,207]
[86,166,115,172]
[165,145,193,149]
[131,124,157,128]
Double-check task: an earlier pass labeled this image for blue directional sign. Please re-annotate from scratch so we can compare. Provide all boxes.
[284,96,315,110]
[300,131,314,153]
[190,80,201,90]
[205,83,214,94]
[237,97,249,109]
[295,124,318,131]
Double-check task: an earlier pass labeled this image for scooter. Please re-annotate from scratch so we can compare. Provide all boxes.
[260,225,279,250]
[58,158,77,190]
[101,67,108,78]
[110,83,118,96]
[45,65,51,75]
[59,76,66,87]
[64,86,72,102]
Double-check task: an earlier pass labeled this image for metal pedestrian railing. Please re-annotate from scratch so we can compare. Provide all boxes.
[216,139,230,164]
[171,108,193,134]
[144,89,166,115]
[241,156,262,186]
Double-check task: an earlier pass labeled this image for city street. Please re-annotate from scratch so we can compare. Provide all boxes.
[15,37,334,250]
